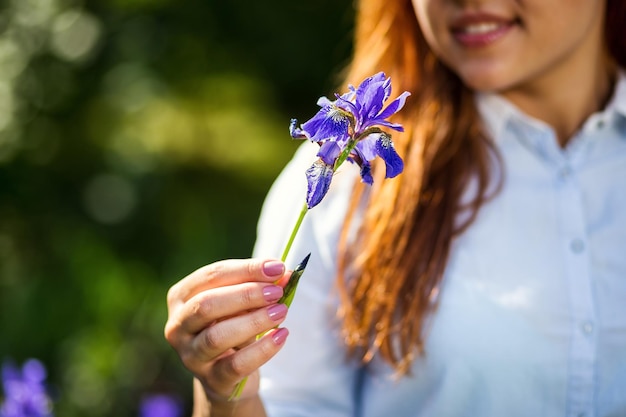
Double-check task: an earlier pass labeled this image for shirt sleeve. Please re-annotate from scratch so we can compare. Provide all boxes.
[253,142,363,417]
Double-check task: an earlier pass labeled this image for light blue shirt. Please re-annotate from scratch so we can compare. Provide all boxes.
[253,73,626,417]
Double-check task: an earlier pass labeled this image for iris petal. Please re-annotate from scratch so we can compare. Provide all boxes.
[368,120,405,132]
[317,141,341,166]
[376,134,404,178]
[316,96,334,107]
[346,146,373,185]
[289,119,306,139]
[355,134,378,162]
[348,72,409,137]
[305,160,334,209]
[359,160,374,185]
[376,91,411,121]
[301,105,351,142]
[355,74,387,120]
[335,96,359,116]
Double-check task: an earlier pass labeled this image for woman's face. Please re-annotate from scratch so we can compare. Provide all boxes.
[412,0,607,93]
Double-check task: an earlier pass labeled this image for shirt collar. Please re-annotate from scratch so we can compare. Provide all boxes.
[475,69,626,144]
[606,69,626,119]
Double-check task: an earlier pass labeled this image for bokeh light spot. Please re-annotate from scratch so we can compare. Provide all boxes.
[51,9,102,62]
[83,174,137,224]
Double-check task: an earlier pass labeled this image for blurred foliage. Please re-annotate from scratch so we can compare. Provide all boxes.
[0,0,353,415]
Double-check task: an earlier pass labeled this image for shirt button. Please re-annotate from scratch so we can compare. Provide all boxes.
[581,321,594,334]
[558,165,572,179]
[597,119,605,129]
[570,239,585,254]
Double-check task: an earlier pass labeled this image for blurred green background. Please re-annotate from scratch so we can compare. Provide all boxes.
[0,0,353,415]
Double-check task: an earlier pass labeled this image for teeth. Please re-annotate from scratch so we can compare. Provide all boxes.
[462,22,501,34]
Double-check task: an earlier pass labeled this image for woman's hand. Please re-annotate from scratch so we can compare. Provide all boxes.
[164,258,291,410]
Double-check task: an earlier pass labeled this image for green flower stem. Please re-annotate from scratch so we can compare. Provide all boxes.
[229,202,309,401]
[334,140,356,170]
[229,374,247,400]
[280,202,309,262]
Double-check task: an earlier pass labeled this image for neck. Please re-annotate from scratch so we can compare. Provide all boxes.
[503,40,615,147]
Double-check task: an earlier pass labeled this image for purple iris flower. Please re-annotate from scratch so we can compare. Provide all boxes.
[290,72,409,208]
[139,394,182,417]
[0,359,53,417]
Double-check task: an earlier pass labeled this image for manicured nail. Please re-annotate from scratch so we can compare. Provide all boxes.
[271,328,289,345]
[262,285,283,303]
[267,304,288,322]
[263,261,285,278]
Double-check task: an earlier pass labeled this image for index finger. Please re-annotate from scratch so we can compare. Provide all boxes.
[167,258,287,305]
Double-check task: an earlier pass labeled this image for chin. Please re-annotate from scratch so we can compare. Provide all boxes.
[443,56,521,92]
[456,69,517,94]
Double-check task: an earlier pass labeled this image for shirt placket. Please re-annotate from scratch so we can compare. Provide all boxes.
[555,135,597,417]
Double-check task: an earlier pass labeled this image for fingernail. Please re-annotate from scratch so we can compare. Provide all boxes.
[263,261,285,278]
[267,304,288,322]
[262,285,283,302]
[272,328,289,345]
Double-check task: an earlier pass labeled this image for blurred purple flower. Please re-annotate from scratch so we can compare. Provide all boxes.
[0,359,53,417]
[139,394,182,417]
[290,72,409,208]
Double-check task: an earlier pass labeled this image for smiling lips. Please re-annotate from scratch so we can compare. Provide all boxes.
[451,15,517,47]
